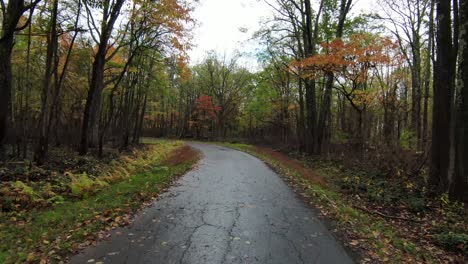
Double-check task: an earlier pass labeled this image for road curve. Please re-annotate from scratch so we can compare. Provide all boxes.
[69,142,354,264]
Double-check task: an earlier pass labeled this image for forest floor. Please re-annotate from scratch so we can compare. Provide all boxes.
[0,139,200,263]
[222,142,467,263]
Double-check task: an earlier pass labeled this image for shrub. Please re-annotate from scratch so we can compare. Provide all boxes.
[11,181,43,203]
[406,196,426,213]
[399,130,416,150]
[68,172,108,197]
[434,232,468,254]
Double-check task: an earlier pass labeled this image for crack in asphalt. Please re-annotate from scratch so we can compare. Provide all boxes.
[221,203,241,264]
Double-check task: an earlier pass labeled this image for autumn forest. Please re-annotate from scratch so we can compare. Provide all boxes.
[0,0,467,262]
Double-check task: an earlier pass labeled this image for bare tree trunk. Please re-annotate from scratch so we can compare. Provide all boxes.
[303,0,317,154]
[22,13,33,158]
[422,0,435,152]
[80,48,106,154]
[452,0,468,202]
[35,0,58,164]
[430,0,454,192]
[0,0,36,151]
[297,78,306,152]
[411,38,422,150]
[133,94,147,144]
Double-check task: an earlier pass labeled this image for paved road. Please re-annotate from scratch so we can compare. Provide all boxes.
[69,143,353,264]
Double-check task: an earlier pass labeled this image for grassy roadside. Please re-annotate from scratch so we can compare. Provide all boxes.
[221,142,465,263]
[0,139,200,263]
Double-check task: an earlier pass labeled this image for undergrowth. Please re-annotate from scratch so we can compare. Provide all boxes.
[0,139,200,263]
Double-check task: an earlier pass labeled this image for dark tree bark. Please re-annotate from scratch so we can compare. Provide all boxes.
[303,0,317,153]
[0,0,39,151]
[452,0,468,202]
[430,0,454,191]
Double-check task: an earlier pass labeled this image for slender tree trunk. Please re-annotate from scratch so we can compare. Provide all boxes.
[35,0,58,164]
[298,78,306,152]
[411,38,422,150]
[23,14,33,159]
[134,94,147,144]
[423,0,435,152]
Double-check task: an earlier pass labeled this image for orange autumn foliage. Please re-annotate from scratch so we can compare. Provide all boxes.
[292,33,405,110]
[293,33,403,84]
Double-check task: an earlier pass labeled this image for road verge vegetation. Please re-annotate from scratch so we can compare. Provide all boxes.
[222,142,466,263]
[0,139,200,263]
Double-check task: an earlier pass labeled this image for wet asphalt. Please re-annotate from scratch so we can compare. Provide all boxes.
[69,142,354,264]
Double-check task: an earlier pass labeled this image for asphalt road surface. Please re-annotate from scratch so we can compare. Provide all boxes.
[69,143,354,264]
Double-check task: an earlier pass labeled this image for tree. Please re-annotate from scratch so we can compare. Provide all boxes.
[79,0,126,155]
[452,0,468,202]
[0,0,40,151]
[35,0,59,164]
[316,0,353,154]
[378,0,431,150]
[296,34,401,147]
[190,95,220,139]
[430,0,453,192]
[194,53,251,138]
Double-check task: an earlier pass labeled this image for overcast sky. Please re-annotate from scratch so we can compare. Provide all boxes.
[188,0,376,69]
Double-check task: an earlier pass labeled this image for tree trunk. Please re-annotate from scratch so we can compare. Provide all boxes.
[35,0,58,164]
[452,0,468,202]
[423,0,435,152]
[297,78,306,152]
[430,0,454,192]
[0,0,32,151]
[79,0,125,155]
[80,48,106,154]
[316,0,352,154]
[411,39,422,150]
[303,0,317,153]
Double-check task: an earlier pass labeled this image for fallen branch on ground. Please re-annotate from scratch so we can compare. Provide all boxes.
[354,205,422,223]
